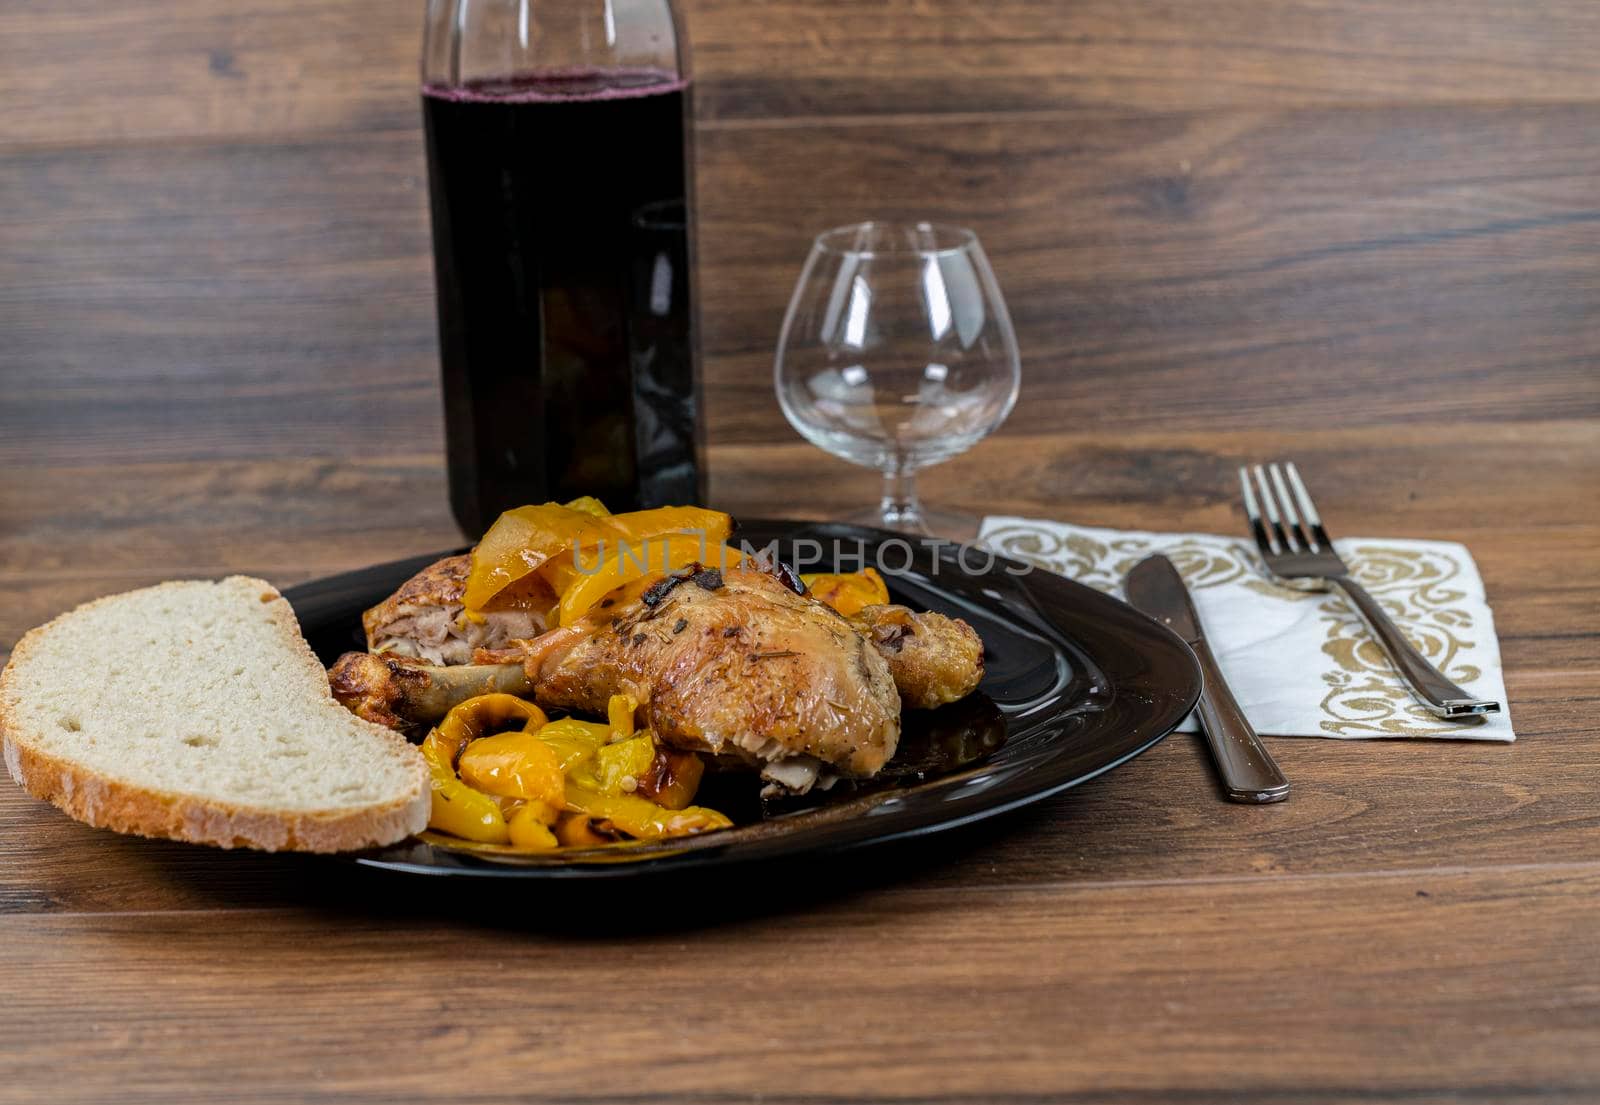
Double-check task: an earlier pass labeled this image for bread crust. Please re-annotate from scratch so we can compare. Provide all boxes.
[0,577,430,853]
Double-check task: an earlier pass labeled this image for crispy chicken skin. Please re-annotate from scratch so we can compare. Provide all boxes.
[362,554,554,665]
[849,605,985,710]
[522,567,902,789]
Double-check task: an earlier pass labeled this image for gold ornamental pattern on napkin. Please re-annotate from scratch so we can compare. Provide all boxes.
[979,517,1514,741]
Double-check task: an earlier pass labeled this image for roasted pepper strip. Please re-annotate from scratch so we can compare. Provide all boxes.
[596,505,733,549]
[800,567,890,618]
[591,735,706,809]
[465,504,631,613]
[637,747,705,811]
[554,812,622,847]
[458,730,566,806]
[423,691,729,850]
[555,535,745,626]
[607,693,639,739]
[541,523,740,615]
[507,803,560,850]
[561,496,612,519]
[433,693,548,765]
[563,782,732,839]
[593,734,656,795]
[532,717,612,774]
[422,693,550,843]
[421,730,510,844]
[466,503,732,613]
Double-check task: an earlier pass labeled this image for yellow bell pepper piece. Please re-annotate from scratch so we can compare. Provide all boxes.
[465,503,626,612]
[593,734,657,795]
[458,730,566,806]
[554,812,619,848]
[539,516,737,601]
[523,798,562,825]
[563,781,732,839]
[532,717,612,773]
[433,694,548,764]
[622,506,731,544]
[800,567,890,617]
[555,535,746,626]
[542,508,733,597]
[421,693,552,844]
[421,730,510,844]
[507,803,560,850]
[587,731,704,808]
[465,503,733,614]
[639,747,706,811]
[607,693,638,740]
[562,496,611,518]
[419,690,731,851]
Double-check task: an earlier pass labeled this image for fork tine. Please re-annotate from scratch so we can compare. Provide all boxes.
[1238,466,1277,556]
[1284,462,1333,550]
[1251,465,1292,554]
[1268,463,1313,552]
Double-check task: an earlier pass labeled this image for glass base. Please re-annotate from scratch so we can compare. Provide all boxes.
[835,505,983,544]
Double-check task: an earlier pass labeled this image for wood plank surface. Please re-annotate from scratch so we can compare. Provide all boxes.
[3,868,1599,1103]
[5,0,1599,147]
[3,0,1599,1099]
[3,108,1597,465]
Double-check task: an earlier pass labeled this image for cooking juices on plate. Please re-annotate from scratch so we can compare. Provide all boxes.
[421,0,703,537]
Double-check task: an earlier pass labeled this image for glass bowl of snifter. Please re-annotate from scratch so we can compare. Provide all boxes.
[776,221,1021,539]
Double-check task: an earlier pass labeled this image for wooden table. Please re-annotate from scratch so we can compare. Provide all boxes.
[3,2,1598,1101]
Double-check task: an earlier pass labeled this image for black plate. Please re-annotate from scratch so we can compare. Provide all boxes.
[285,519,1200,879]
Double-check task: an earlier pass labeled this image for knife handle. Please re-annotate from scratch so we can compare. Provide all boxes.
[1190,639,1290,804]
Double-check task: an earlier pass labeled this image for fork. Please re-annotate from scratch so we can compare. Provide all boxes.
[1238,462,1500,719]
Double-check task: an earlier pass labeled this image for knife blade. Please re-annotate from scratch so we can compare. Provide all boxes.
[1125,554,1290,804]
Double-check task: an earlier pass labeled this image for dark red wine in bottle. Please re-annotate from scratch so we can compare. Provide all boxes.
[421,3,702,536]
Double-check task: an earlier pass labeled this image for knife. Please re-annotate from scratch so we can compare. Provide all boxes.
[1125,554,1290,804]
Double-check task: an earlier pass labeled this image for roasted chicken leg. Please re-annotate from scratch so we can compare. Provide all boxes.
[516,566,901,792]
[329,652,534,731]
[848,605,984,710]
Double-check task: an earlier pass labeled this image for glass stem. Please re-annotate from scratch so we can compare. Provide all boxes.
[880,466,921,527]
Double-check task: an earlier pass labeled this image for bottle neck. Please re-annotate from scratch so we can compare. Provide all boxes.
[423,0,685,89]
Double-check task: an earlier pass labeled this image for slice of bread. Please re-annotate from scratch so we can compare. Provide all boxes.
[0,577,429,852]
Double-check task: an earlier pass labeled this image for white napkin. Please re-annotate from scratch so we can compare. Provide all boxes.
[979,516,1513,741]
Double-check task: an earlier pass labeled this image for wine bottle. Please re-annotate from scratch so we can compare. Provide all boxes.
[421,0,704,536]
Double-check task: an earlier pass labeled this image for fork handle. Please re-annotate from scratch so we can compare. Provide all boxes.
[1332,577,1501,719]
